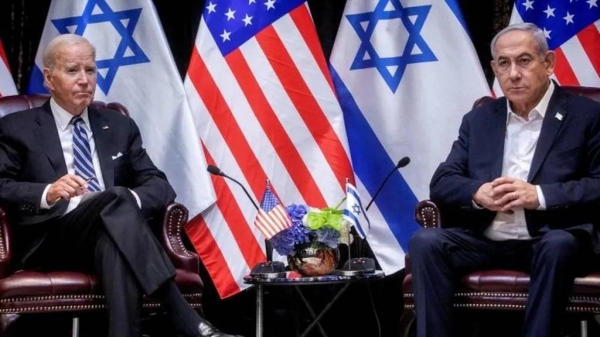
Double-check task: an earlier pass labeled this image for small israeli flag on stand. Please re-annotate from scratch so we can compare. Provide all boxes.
[343,180,370,239]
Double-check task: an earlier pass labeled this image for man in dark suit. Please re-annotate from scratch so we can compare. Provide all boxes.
[0,34,241,337]
[408,23,600,337]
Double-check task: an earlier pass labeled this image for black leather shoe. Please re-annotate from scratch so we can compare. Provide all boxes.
[197,321,243,337]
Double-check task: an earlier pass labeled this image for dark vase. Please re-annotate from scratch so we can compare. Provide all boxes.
[287,246,340,276]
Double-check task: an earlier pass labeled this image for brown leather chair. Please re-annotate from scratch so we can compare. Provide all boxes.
[0,94,204,336]
[400,86,600,337]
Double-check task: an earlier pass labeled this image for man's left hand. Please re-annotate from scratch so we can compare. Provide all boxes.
[490,177,540,212]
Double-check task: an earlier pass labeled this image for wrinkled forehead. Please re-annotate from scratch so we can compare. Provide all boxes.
[54,44,96,65]
[493,31,537,59]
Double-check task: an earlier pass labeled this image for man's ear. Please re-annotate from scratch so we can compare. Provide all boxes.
[43,68,53,91]
[544,51,556,76]
[490,60,499,77]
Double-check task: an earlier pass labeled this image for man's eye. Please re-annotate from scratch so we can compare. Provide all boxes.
[518,58,531,66]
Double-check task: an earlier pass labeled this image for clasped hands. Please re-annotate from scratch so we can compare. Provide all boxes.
[473,177,540,213]
[46,174,94,204]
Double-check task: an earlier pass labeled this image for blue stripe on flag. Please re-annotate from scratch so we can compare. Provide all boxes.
[343,209,366,238]
[330,66,420,251]
[444,0,468,33]
[346,186,370,226]
[26,65,49,94]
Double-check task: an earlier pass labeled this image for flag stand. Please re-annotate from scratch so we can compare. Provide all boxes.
[334,228,376,276]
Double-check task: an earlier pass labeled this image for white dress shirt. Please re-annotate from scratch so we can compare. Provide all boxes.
[483,81,554,241]
[40,98,140,213]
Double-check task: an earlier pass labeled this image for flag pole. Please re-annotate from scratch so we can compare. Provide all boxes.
[345,178,352,270]
[264,179,273,262]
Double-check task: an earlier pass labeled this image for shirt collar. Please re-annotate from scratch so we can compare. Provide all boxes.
[50,97,90,131]
[505,80,555,123]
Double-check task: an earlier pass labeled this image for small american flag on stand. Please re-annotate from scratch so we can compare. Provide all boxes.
[254,186,292,240]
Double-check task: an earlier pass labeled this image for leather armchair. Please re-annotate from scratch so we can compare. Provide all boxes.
[0,94,204,336]
[400,86,600,337]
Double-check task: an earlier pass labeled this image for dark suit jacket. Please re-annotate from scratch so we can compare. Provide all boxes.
[0,100,176,261]
[430,85,600,251]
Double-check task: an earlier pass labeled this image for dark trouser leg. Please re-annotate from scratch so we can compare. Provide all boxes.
[152,280,203,336]
[26,187,176,335]
[408,227,529,337]
[95,232,142,337]
[49,187,176,293]
[524,230,584,337]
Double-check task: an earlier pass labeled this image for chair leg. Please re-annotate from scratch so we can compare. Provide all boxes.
[580,319,588,337]
[71,317,80,337]
[0,313,20,337]
[399,308,415,337]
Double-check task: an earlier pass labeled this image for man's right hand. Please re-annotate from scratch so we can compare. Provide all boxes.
[46,174,89,204]
[473,182,508,212]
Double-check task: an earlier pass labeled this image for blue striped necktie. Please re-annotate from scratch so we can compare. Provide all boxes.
[72,117,102,192]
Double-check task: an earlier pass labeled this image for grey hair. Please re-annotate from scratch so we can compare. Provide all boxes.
[42,34,96,69]
[490,22,549,59]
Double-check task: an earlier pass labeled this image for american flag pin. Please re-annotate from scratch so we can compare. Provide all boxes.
[555,112,563,121]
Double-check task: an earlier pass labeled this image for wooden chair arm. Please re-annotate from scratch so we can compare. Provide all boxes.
[159,202,199,274]
[414,200,441,228]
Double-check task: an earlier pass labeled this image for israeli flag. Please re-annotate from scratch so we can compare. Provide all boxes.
[27,0,216,218]
[330,0,491,274]
[343,181,370,239]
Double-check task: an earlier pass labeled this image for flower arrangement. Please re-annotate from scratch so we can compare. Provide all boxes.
[269,203,353,257]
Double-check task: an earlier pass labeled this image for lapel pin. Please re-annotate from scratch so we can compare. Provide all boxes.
[555,112,563,121]
[102,125,109,130]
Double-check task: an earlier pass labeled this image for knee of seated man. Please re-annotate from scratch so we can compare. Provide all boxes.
[537,230,580,257]
[409,228,446,256]
[103,186,137,204]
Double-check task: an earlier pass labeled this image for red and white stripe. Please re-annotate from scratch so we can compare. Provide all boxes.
[493,10,600,96]
[254,205,292,240]
[0,39,17,98]
[184,3,353,298]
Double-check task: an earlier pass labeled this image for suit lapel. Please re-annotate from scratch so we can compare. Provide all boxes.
[89,108,115,188]
[490,100,507,180]
[33,103,67,178]
[528,89,567,181]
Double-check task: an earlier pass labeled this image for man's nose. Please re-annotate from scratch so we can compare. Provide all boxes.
[77,70,90,84]
[508,63,521,80]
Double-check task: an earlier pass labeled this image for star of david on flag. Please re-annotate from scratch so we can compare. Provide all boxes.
[28,0,149,95]
[346,0,437,92]
[343,181,370,239]
[493,0,599,93]
[27,0,216,221]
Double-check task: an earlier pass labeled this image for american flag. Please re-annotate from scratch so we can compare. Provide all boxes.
[0,38,17,98]
[183,0,353,298]
[494,0,599,94]
[254,187,292,239]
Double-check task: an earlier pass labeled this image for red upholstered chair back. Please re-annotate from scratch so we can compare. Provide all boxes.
[0,94,130,117]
